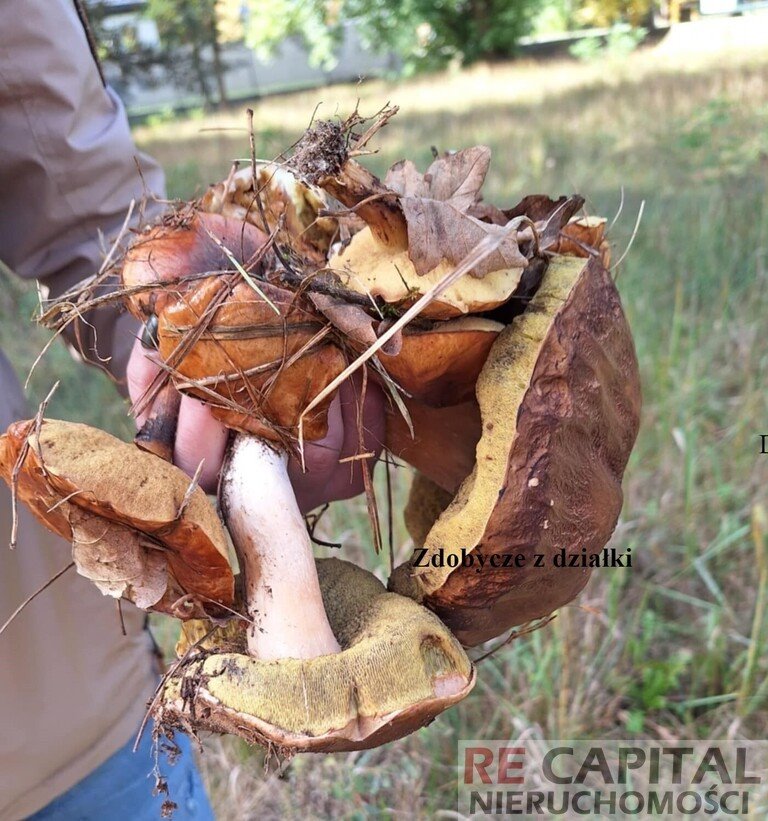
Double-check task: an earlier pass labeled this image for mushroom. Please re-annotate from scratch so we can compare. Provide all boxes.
[158,558,474,751]
[16,111,641,754]
[218,433,341,659]
[0,422,477,752]
[388,252,642,645]
[121,214,352,660]
[0,419,234,619]
[328,226,526,319]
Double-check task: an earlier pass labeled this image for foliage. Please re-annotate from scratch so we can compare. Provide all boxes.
[244,0,538,73]
[532,0,654,34]
[569,23,647,60]
[575,0,653,26]
[88,0,234,106]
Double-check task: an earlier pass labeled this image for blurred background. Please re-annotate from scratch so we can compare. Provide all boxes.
[2,1,767,817]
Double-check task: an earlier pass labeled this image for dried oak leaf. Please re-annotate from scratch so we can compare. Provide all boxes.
[399,199,529,278]
[384,147,528,278]
[384,146,491,212]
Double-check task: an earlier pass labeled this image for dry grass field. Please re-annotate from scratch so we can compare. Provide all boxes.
[2,18,768,819]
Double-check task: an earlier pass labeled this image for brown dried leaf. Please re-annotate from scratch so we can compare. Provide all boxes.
[385,147,491,211]
[504,194,585,248]
[400,199,529,278]
[309,293,402,356]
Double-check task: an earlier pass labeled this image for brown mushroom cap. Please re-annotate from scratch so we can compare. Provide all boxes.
[157,558,474,752]
[155,275,347,442]
[388,253,641,646]
[554,216,611,267]
[380,316,502,407]
[121,211,271,319]
[0,419,234,614]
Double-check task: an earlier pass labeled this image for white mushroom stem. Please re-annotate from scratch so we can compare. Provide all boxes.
[221,433,340,660]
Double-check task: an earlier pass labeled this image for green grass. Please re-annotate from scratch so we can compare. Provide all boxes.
[3,25,768,819]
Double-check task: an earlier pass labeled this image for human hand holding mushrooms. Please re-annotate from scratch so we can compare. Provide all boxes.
[0,109,641,752]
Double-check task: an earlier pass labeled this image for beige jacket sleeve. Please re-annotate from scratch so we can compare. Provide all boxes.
[0,3,166,817]
[0,0,165,384]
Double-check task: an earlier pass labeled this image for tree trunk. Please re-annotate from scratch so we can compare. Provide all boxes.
[191,43,212,108]
[210,32,228,106]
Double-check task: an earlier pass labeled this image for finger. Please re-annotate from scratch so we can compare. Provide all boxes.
[125,337,162,427]
[287,392,344,513]
[173,394,229,492]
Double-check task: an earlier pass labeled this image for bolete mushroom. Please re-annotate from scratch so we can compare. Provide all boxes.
[121,214,350,660]
[0,419,233,619]
[388,252,641,645]
[16,108,640,755]
[159,558,474,751]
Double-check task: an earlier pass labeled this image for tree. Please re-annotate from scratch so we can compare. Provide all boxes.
[146,0,229,106]
[88,0,239,108]
[244,0,539,74]
[574,0,653,26]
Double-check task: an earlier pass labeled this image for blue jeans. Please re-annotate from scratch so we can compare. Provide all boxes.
[29,724,214,820]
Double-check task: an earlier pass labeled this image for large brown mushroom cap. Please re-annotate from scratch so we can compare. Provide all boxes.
[155,275,347,442]
[0,419,234,615]
[389,253,641,646]
[157,558,474,752]
[122,211,271,319]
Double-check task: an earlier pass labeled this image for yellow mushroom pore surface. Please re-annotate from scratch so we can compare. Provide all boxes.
[161,559,473,744]
[329,227,524,317]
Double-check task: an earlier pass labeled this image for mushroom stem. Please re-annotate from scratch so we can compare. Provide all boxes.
[220,433,340,660]
[318,160,408,250]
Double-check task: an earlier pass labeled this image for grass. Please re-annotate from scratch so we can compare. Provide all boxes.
[3,21,768,819]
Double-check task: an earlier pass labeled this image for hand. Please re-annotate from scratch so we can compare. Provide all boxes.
[287,371,385,514]
[126,337,385,510]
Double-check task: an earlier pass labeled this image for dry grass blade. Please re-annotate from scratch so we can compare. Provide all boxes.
[613,199,646,278]
[0,562,75,637]
[10,382,59,549]
[175,460,205,521]
[472,615,556,664]
[369,356,413,438]
[201,225,281,315]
